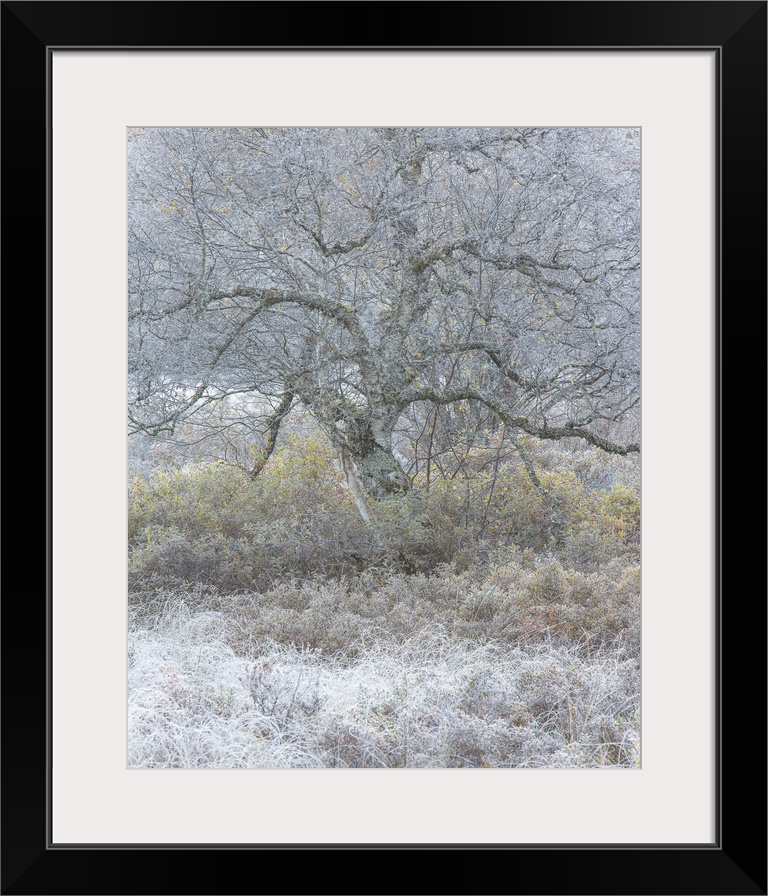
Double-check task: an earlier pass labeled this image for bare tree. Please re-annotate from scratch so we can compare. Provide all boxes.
[129,127,639,516]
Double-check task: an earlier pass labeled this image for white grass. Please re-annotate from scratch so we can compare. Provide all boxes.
[129,600,639,769]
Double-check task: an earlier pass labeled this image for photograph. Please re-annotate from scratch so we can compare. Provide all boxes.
[127,125,641,770]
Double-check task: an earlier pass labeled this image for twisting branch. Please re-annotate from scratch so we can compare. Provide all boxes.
[208,285,376,383]
[398,383,639,455]
[249,390,295,479]
[508,432,547,498]
[507,431,564,539]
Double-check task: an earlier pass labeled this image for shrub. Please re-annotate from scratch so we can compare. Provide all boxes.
[129,438,639,603]
[129,437,372,590]
[127,433,641,769]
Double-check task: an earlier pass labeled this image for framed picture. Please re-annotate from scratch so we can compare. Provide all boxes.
[4,2,764,893]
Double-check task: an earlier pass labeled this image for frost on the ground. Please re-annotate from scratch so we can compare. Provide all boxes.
[128,600,639,769]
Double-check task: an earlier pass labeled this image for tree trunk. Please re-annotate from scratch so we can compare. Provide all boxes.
[318,405,409,518]
[351,441,409,500]
[340,450,375,524]
[340,409,409,502]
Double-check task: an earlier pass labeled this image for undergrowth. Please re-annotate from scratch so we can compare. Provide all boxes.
[129,602,639,769]
[128,434,640,768]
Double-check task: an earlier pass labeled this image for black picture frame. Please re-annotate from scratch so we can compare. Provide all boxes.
[3,2,765,893]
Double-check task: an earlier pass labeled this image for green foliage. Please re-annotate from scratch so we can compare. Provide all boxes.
[601,482,641,545]
[129,436,368,590]
[130,436,640,591]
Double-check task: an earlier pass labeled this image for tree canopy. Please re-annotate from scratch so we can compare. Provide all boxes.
[128,126,639,514]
